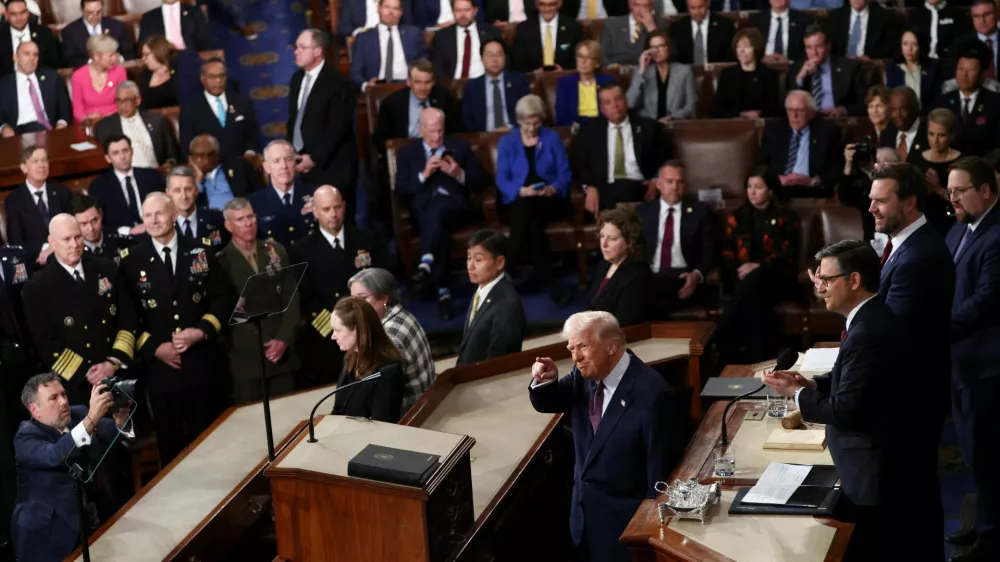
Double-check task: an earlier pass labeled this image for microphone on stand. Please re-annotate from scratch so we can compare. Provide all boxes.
[306,372,383,443]
[720,348,798,447]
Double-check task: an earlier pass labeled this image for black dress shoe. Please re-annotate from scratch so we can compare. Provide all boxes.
[438,295,453,321]
[410,267,432,298]
[949,542,996,562]
[946,528,978,546]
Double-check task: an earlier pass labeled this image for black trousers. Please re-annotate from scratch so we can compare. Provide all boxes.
[953,374,1000,551]
[147,388,223,466]
[414,196,466,285]
[715,266,794,363]
[597,179,646,212]
[503,196,568,282]
[652,270,707,319]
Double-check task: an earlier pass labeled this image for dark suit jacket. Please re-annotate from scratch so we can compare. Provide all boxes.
[884,60,942,111]
[93,110,179,165]
[179,90,260,160]
[667,14,735,65]
[877,118,929,160]
[787,56,868,116]
[756,117,844,197]
[3,183,71,259]
[747,9,814,61]
[395,137,488,212]
[431,22,502,79]
[413,0,486,28]
[529,351,686,562]
[349,25,428,88]
[338,0,414,36]
[713,64,782,118]
[200,157,264,203]
[948,207,1000,383]
[930,89,1000,156]
[797,297,901,507]
[907,4,969,63]
[88,167,166,234]
[60,17,135,69]
[372,85,459,155]
[511,15,583,72]
[573,115,663,190]
[0,22,61,76]
[0,68,72,134]
[559,0,628,18]
[457,277,526,365]
[636,197,717,277]
[827,4,900,60]
[586,260,655,327]
[460,70,530,132]
[333,361,405,422]
[555,72,616,126]
[483,0,537,24]
[286,61,357,188]
[138,4,211,52]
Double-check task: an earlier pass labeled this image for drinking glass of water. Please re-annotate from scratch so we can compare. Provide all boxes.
[766,394,789,418]
[713,444,736,478]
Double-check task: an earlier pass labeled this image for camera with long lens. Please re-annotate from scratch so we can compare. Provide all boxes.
[99,376,139,409]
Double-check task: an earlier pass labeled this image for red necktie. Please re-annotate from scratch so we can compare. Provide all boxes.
[461,28,472,79]
[840,329,847,345]
[658,207,675,273]
[589,381,605,434]
[880,239,893,266]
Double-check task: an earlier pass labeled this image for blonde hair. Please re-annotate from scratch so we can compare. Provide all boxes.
[87,33,119,56]
[576,40,603,66]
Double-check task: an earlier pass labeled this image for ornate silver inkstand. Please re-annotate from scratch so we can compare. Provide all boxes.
[654,479,721,524]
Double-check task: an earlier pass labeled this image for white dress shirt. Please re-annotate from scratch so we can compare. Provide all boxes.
[472,272,504,315]
[848,8,869,57]
[596,351,630,416]
[378,24,409,82]
[660,0,679,16]
[161,3,185,49]
[319,225,346,249]
[9,24,30,55]
[203,90,229,116]
[605,118,643,183]
[56,258,85,281]
[690,17,709,57]
[508,0,527,23]
[120,114,158,168]
[113,168,143,236]
[25,181,48,212]
[297,59,325,109]
[454,24,484,78]
[886,214,928,261]
[14,71,44,127]
[925,1,944,58]
[177,209,198,237]
[960,89,980,116]
[151,233,179,273]
[650,198,688,273]
[766,11,791,56]
[273,184,295,203]
[437,0,455,25]
[895,118,921,158]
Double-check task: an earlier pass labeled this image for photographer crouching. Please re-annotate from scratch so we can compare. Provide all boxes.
[10,373,133,562]
[839,140,901,241]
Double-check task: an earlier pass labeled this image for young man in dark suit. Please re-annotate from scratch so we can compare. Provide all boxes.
[61,0,136,68]
[635,161,717,319]
[945,157,1000,562]
[395,107,488,320]
[3,145,72,264]
[511,0,583,72]
[179,58,260,160]
[460,38,530,132]
[748,0,814,63]
[93,81,178,168]
[350,0,428,90]
[766,240,939,561]
[431,0,500,79]
[0,41,71,136]
[138,0,212,52]
[756,90,844,198]
[288,30,357,194]
[88,135,167,237]
[165,166,228,251]
[907,0,969,62]
[188,134,264,210]
[931,41,1000,156]
[0,0,60,76]
[574,84,663,215]
[667,0,735,64]
[787,25,868,117]
[826,0,900,60]
[529,311,686,562]
[337,0,415,38]
[373,58,459,156]
[247,140,318,249]
[457,229,526,365]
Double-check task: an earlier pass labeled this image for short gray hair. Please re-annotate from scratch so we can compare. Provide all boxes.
[348,268,401,307]
[785,89,817,112]
[301,28,329,50]
[21,373,62,410]
[165,165,196,185]
[561,311,626,345]
[223,197,253,220]
[86,33,119,55]
[263,139,295,161]
[515,94,546,122]
[116,80,140,97]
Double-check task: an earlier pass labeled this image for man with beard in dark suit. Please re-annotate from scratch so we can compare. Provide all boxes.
[431,0,501,79]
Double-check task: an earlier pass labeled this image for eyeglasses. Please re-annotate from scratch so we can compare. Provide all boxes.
[115,97,138,104]
[816,273,849,288]
[946,185,977,199]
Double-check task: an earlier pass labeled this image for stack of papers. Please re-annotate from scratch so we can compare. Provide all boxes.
[742,463,812,505]
[801,348,839,372]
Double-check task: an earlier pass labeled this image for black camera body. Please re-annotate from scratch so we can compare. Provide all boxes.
[853,138,874,167]
[99,376,139,409]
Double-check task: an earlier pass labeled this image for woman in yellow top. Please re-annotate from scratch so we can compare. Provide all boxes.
[555,40,615,126]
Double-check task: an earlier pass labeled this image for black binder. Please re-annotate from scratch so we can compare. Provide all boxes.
[728,465,841,516]
[347,444,441,487]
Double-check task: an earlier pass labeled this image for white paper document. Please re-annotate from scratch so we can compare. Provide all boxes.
[801,348,839,372]
[70,141,97,152]
[742,463,812,505]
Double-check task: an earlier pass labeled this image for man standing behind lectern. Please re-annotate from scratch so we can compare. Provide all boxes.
[528,311,686,562]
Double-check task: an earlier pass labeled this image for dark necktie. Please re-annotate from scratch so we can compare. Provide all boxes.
[811,70,824,108]
[282,193,292,207]
[35,192,49,224]
[183,218,193,238]
[774,16,784,57]
[162,247,173,282]
[785,130,800,175]
[461,28,472,79]
[125,176,140,222]
[492,79,505,129]
[962,97,972,121]
[988,38,997,79]
[385,26,396,81]
[589,381,605,434]
[953,225,972,262]
[658,207,675,273]
[880,239,893,266]
[93,244,103,256]
[73,270,84,285]
[421,99,430,110]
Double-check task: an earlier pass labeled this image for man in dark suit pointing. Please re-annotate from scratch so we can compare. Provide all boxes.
[530,311,686,562]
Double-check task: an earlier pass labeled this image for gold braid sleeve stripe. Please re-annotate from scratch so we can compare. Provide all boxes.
[202,314,222,333]
[52,349,83,381]
[112,330,135,360]
[137,332,151,351]
[311,309,332,338]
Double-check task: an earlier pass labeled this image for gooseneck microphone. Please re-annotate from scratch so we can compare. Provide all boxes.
[720,348,798,447]
[307,372,382,443]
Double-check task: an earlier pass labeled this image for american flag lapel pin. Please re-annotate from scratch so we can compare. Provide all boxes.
[620,399,625,407]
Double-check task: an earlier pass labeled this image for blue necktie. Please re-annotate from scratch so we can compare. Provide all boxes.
[785,131,800,174]
[954,226,972,262]
[847,14,862,57]
[215,97,226,127]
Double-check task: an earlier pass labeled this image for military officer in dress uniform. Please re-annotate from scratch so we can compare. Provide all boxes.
[247,140,317,249]
[164,165,229,251]
[21,214,137,406]
[217,197,301,404]
[118,192,230,465]
[289,186,390,388]
[71,193,135,264]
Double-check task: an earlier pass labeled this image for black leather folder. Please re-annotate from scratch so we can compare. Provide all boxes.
[347,444,441,487]
[728,465,841,515]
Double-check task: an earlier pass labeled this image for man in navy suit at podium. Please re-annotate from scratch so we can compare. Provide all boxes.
[528,311,686,562]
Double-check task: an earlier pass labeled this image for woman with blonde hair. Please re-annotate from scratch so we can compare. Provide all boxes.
[70,34,126,123]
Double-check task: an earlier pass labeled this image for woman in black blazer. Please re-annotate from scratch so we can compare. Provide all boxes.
[884,29,941,114]
[586,207,655,327]
[330,297,406,423]
[713,28,781,119]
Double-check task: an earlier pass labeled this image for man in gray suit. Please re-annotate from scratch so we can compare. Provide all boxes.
[601,0,663,67]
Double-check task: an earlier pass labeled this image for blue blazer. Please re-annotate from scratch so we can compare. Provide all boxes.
[395,138,487,212]
[948,208,1000,384]
[12,406,121,562]
[350,25,428,88]
[555,72,615,127]
[494,127,571,204]
[529,351,686,562]
[636,197,718,277]
[88,167,166,235]
[247,181,318,249]
[412,0,484,28]
[460,70,530,132]
[338,0,414,37]
[884,61,942,113]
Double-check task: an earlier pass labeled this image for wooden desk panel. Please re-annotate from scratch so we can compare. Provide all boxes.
[1,127,107,189]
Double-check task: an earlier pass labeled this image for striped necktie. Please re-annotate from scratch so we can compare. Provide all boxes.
[785,130,801,174]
